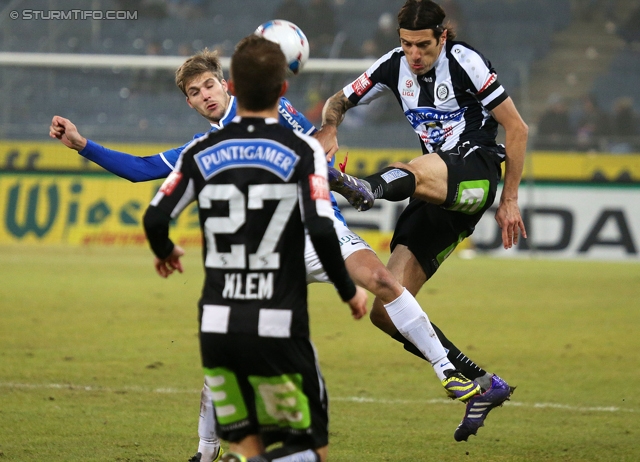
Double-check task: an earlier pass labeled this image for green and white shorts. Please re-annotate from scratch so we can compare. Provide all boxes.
[391,144,503,278]
[200,332,329,449]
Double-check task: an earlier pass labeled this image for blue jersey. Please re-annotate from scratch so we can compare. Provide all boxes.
[79,96,345,224]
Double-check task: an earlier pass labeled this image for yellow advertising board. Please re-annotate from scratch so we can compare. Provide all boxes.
[0,173,202,247]
[0,140,175,172]
[2,140,639,182]
[2,140,640,248]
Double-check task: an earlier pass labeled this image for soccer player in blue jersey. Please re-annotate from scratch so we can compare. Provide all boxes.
[51,46,488,457]
[316,0,527,442]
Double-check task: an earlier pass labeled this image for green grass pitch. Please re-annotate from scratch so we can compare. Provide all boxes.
[1,245,639,461]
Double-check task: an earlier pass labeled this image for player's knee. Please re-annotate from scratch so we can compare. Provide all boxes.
[369,301,395,334]
[367,266,400,298]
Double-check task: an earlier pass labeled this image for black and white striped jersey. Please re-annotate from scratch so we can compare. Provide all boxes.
[145,116,354,338]
[343,41,509,157]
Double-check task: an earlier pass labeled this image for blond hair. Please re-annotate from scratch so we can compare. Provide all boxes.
[175,48,224,96]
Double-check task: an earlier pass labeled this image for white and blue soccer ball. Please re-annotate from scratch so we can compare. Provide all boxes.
[255,19,310,75]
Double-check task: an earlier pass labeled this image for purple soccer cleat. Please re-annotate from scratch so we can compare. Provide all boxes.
[328,166,375,211]
[454,374,515,442]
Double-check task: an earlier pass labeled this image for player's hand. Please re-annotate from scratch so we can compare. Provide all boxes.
[495,198,527,249]
[314,125,339,162]
[347,286,368,320]
[49,115,88,151]
[154,245,185,278]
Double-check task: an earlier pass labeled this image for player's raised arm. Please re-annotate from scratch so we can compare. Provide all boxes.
[50,115,178,182]
[49,115,87,151]
[315,90,355,160]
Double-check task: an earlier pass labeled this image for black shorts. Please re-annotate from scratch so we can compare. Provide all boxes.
[200,332,328,449]
[391,144,502,278]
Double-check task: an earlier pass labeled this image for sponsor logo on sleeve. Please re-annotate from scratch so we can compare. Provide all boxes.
[309,174,330,201]
[478,73,497,94]
[159,171,182,196]
[352,72,373,96]
[283,100,299,116]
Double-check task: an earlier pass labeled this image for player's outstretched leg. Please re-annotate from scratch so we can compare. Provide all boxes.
[454,374,516,442]
[380,288,480,401]
[328,166,375,211]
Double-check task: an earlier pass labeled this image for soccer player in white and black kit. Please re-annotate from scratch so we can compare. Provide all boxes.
[50,42,484,457]
[316,0,529,442]
[143,35,367,462]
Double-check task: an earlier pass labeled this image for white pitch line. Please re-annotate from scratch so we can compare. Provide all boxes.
[331,396,636,413]
[0,382,635,414]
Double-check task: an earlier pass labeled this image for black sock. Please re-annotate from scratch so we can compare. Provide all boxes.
[364,167,416,201]
[430,323,487,380]
[391,324,487,380]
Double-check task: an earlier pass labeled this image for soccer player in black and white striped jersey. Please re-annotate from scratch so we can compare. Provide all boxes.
[316,0,529,442]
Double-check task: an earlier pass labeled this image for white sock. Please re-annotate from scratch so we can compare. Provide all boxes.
[384,288,454,380]
[197,382,221,462]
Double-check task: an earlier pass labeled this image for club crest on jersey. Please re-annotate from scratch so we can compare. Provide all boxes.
[308,174,330,201]
[352,72,372,96]
[195,139,300,181]
[159,171,182,196]
[436,83,449,100]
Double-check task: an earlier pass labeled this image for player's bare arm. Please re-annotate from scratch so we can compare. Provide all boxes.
[490,97,529,249]
[49,115,88,151]
[315,90,355,160]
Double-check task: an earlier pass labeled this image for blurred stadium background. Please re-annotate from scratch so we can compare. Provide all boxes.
[0,0,639,262]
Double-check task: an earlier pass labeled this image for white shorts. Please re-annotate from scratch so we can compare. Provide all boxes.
[304,214,374,284]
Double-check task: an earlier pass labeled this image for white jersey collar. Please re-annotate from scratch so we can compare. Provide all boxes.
[210,95,236,130]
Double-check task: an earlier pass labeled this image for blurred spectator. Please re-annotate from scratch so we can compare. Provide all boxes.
[440,0,465,34]
[304,0,338,58]
[574,94,611,151]
[361,12,399,58]
[167,0,207,19]
[178,42,194,57]
[619,5,640,46]
[131,41,175,94]
[273,0,307,26]
[116,0,168,19]
[536,94,574,150]
[609,97,639,153]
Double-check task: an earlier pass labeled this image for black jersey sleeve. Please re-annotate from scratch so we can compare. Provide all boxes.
[143,153,197,259]
[143,206,174,259]
[294,132,356,301]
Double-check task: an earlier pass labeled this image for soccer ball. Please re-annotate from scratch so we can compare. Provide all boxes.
[254,20,310,75]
